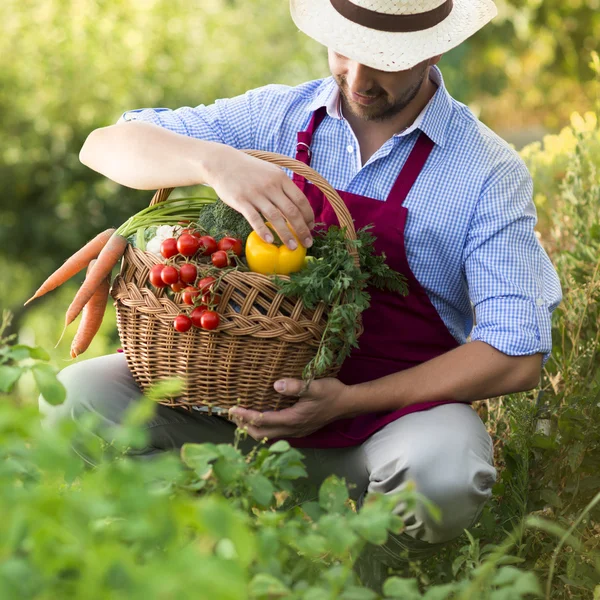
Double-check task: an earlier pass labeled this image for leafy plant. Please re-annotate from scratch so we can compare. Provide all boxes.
[0,310,65,405]
[278,225,408,379]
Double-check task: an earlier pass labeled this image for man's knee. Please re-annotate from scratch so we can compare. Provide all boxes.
[368,448,497,544]
[39,354,139,430]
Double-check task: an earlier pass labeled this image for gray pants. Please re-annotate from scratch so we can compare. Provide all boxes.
[40,353,496,559]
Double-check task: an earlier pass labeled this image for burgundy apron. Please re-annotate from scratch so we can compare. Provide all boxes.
[287,106,466,449]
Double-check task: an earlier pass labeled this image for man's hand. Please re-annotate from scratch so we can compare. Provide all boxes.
[228,377,349,440]
[205,145,315,250]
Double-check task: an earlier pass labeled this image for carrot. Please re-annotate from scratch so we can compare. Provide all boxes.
[70,260,110,358]
[64,232,127,329]
[24,228,115,306]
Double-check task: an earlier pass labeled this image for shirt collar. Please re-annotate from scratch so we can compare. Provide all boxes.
[306,66,453,147]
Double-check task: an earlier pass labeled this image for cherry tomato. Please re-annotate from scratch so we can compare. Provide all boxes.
[200,311,220,331]
[177,233,200,257]
[171,281,185,293]
[190,306,208,328]
[161,265,180,285]
[182,286,200,306]
[211,250,229,268]
[201,292,221,307]
[181,227,202,238]
[198,235,218,256]
[160,237,179,259]
[217,237,243,256]
[173,314,192,333]
[149,264,167,288]
[198,276,216,292]
[179,263,198,284]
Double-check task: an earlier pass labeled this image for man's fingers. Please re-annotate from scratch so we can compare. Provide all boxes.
[236,204,274,244]
[282,178,315,231]
[274,378,311,397]
[254,198,298,250]
[230,406,296,428]
[274,192,313,248]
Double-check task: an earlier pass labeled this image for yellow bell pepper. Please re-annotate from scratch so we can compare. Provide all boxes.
[245,225,307,275]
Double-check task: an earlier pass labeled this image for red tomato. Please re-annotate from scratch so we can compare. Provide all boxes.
[190,306,208,328]
[161,265,179,285]
[177,233,200,257]
[198,235,218,256]
[198,276,216,292]
[179,263,198,284]
[200,311,220,331]
[160,237,179,259]
[201,292,221,307]
[149,264,167,288]
[211,250,229,268]
[181,228,202,239]
[173,314,192,333]
[171,281,185,293]
[182,286,200,306]
[217,237,243,256]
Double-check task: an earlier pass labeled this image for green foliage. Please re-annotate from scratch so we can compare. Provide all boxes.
[277,225,407,379]
[196,198,254,243]
[0,310,65,404]
[0,328,553,599]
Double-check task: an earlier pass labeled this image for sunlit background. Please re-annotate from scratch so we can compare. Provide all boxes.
[2,0,598,363]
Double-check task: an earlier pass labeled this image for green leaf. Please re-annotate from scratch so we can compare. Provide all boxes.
[452,555,466,576]
[249,573,290,598]
[339,586,378,599]
[540,488,563,509]
[0,365,23,393]
[31,363,66,405]
[382,577,422,599]
[180,443,219,477]
[301,501,323,522]
[318,476,349,514]
[268,440,291,453]
[7,344,50,361]
[422,584,460,600]
[529,432,557,450]
[246,473,275,506]
[145,378,184,401]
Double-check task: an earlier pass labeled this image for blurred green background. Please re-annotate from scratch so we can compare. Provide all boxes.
[2,0,599,364]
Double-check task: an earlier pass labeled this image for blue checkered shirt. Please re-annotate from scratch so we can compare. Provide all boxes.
[120,66,562,360]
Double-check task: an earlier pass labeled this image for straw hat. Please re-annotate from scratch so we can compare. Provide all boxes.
[290,0,498,72]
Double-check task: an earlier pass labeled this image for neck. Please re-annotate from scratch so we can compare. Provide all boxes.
[341,70,437,145]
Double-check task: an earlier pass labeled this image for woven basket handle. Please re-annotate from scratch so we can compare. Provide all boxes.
[148,150,359,264]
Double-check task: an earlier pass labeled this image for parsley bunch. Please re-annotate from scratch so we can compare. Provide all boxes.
[277,225,408,380]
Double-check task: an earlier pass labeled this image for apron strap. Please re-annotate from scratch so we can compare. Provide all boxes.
[293,107,328,192]
[388,133,435,206]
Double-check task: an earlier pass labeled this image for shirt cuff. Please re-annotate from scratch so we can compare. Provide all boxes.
[470,295,553,363]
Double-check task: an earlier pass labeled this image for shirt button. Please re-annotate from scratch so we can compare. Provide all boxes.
[536,297,545,306]
[346,145,354,153]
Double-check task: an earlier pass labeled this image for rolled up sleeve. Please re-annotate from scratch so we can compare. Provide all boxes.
[463,161,562,361]
[116,90,258,149]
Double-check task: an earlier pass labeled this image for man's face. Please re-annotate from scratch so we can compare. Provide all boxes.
[328,50,438,122]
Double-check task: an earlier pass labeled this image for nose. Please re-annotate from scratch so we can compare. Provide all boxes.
[345,62,377,95]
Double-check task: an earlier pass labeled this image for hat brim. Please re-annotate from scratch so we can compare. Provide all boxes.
[290,0,498,72]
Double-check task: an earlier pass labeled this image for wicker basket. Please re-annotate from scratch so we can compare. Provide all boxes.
[111,150,360,413]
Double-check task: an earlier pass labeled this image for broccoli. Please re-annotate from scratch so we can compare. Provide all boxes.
[196,199,253,242]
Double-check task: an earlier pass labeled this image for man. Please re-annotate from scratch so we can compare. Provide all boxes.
[43,0,562,566]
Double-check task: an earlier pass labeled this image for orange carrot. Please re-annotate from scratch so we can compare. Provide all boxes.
[64,233,127,329]
[70,260,110,358]
[24,228,115,306]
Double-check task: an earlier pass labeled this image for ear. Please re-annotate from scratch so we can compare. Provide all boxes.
[429,54,443,67]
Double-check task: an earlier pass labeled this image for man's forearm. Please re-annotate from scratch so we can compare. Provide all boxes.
[339,341,543,417]
[79,121,225,190]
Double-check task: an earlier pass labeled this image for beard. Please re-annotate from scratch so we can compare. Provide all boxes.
[335,63,429,122]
